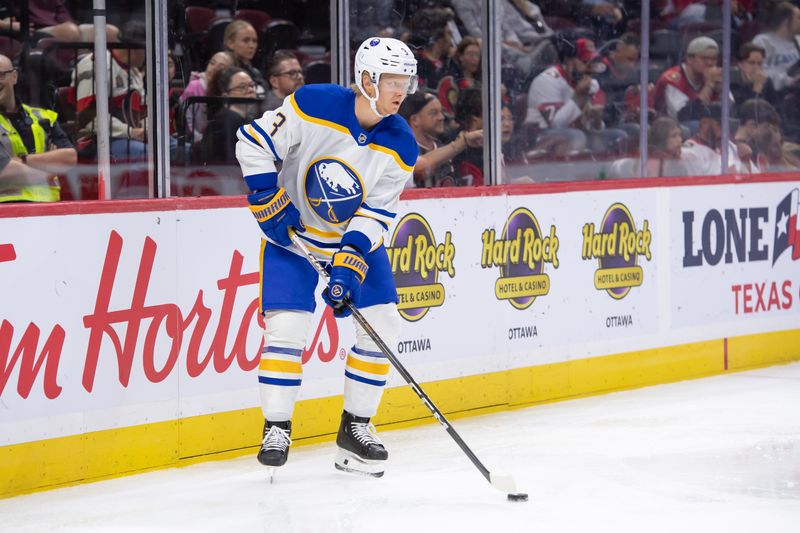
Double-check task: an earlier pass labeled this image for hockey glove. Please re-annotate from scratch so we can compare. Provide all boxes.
[248,187,304,246]
[323,247,368,318]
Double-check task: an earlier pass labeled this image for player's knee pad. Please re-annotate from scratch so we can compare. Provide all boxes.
[355,303,401,352]
[263,310,313,349]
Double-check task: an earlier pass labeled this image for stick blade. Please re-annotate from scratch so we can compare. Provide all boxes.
[489,472,517,493]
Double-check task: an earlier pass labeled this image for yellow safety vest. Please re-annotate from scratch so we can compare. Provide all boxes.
[0,104,61,202]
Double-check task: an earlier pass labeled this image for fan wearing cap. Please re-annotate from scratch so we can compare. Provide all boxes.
[524,35,605,130]
[680,102,754,176]
[236,37,418,477]
[654,36,727,120]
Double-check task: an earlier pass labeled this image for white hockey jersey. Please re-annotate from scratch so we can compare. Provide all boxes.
[525,65,599,128]
[236,84,417,260]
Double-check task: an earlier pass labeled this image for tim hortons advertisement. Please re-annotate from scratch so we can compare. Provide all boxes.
[672,184,800,331]
[0,209,361,446]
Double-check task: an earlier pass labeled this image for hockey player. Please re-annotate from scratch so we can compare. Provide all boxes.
[235,37,418,478]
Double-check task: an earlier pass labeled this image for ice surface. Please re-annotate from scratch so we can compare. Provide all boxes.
[2,363,798,533]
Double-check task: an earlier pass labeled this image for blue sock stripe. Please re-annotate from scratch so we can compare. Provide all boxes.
[344,370,387,387]
[263,346,303,357]
[259,376,302,386]
[351,346,386,359]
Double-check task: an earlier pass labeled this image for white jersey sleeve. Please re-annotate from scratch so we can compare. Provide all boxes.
[235,95,302,187]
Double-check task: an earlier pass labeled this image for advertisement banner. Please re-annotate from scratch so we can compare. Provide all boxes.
[671,183,800,332]
[2,178,798,449]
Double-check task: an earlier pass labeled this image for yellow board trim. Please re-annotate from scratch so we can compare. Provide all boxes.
[346,355,391,376]
[259,359,303,373]
[2,329,798,498]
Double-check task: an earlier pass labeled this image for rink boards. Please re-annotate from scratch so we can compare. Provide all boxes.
[1,174,799,496]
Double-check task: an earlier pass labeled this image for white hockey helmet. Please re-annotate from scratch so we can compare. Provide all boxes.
[354,37,418,117]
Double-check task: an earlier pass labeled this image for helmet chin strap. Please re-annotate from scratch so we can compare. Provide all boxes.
[358,74,389,119]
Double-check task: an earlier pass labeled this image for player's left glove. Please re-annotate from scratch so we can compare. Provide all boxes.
[323,247,368,318]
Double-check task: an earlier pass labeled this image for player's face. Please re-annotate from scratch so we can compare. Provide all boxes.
[377,74,413,114]
[228,26,258,63]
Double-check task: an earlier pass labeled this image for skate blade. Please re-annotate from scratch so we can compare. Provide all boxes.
[334,449,385,478]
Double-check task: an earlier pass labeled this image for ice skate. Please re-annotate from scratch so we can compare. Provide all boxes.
[334,411,388,477]
[258,420,292,482]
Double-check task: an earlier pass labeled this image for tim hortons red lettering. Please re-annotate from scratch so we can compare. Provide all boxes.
[731,280,793,314]
[301,306,339,364]
[82,231,264,392]
[0,320,65,399]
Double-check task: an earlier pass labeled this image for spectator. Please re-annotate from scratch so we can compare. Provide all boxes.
[6,0,119,43]
[263,50,305,111]
[732,98,780,168]
[409,8,455,90]
[349,0,398,45]
[223,20,267,97]
[447,36,481,87]
[180,51,235,142]
[753,1,800,91]
[453,87,486,186]
[753,122,800,171]
[731,42,780,107]
[193,66,258,166]
[594,33,642,127]
[451,0,552,79]
[525,34,602,131]
[0,53,76,202]
[608,116,688,178]
[681,102,752,175]
[398,90,482,188]
[74,20,147,163]
[654,36,725,120]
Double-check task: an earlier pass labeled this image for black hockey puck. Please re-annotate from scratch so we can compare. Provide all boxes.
[507,492,528,502]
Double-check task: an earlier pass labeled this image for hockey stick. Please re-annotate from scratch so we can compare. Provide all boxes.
[289,231,527,500]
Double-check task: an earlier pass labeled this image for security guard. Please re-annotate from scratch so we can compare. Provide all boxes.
[0,54,77,202]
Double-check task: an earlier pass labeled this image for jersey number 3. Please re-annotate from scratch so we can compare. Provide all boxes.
[270,112,286,136]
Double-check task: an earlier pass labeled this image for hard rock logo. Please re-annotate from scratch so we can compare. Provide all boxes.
[581,202,652,299]
[481,207,559,310]
[387,213,456,322]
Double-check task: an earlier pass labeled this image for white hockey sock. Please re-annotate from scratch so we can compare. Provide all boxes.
[259,310,312,421]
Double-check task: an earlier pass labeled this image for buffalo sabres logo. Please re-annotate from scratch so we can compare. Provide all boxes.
[304,157,365,225]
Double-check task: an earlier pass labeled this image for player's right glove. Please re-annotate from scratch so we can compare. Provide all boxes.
[248,187,304,246]
[322,247,368,317]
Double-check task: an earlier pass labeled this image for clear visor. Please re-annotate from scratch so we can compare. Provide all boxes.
[378,74,419,95]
